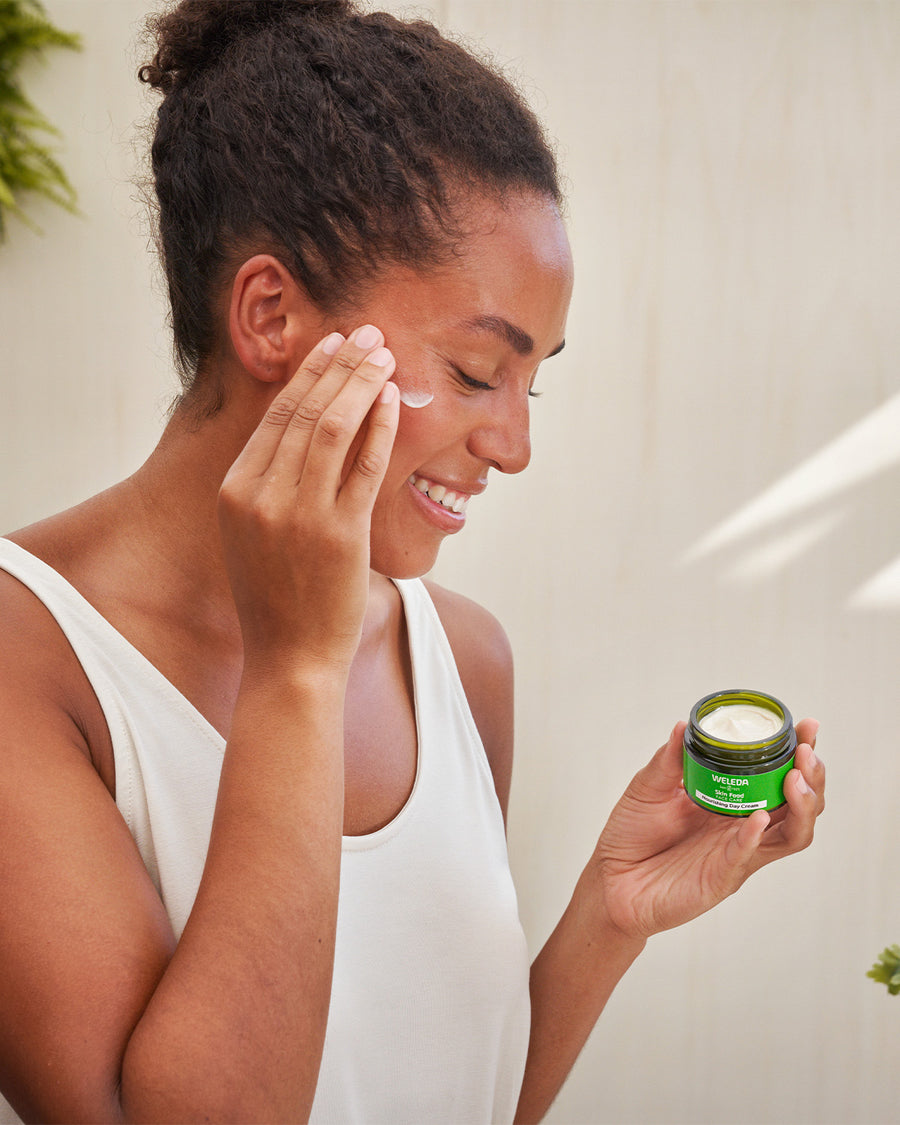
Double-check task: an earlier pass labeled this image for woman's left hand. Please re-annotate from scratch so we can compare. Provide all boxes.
[590,718,824,941]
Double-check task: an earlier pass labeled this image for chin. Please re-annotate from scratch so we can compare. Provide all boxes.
[369,539,442,582]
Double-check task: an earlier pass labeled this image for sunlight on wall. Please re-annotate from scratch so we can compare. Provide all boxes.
[683,392,900,605]
[849,556,900,609]
[721,510,845,584]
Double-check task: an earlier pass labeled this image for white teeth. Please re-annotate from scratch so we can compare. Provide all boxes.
[410,474,471,515]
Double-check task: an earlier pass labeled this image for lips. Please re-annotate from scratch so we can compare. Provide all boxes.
[408,473,471,515]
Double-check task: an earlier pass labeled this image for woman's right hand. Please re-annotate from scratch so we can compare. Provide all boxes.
[588,718,824,941]
[217,325,399,672]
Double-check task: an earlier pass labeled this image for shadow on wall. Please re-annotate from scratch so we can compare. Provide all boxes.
[682,391,900,608]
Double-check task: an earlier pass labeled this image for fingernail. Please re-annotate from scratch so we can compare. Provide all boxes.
[796,771,810,795]
[368,346,394,368]
[322,332,344,355]
[354,324,381,349]
[379,381,398,404]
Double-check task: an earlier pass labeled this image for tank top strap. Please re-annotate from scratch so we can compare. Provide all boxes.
[0,537,127,672]
[395,577,497,788]
[0,537,224,922]
[0,537,223,749]
[395,577,489,739]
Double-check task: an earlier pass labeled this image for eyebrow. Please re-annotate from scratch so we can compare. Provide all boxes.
[463,314,565,359]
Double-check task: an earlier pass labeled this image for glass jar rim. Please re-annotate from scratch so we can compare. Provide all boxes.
[689,688,793,750]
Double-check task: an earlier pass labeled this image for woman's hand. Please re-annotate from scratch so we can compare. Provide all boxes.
[590,718,825,941]
[518,729,823,1122]
[218,326,399,671]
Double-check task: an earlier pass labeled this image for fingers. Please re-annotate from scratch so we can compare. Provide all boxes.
[795,736,824,797]
[768,768,818,854]
[229,331,346,480]
[786,738,826,824]
[229,325,397,490]
[753,731,824,864]
[788,723,825,821]
[339,381,399,510]
[794,717,820,753]
[729,808,771,863]
[270,327,396,488]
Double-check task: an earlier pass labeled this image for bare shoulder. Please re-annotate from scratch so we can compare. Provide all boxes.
[425,581,514,673]
[0,566,97,741]
[0,541,114,784]
[424,580,515,823]
[0,557,175,1122]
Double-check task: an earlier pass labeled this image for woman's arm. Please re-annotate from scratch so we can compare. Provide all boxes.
[514,720,824,1123]
[0,629,345,1125]
[0,331,399,1123]
[438,605,824,1124]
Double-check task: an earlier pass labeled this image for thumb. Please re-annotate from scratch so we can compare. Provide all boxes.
[631,721,687,801]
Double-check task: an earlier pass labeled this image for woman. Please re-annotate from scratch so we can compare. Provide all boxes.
[0,1,825,1122]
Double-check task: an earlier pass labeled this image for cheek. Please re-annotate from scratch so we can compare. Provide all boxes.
[377,384,467,498]
[391,355,436,407]
[386,407,440,471]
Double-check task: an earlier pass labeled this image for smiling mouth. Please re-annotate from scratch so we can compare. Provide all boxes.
[408,474,471,515]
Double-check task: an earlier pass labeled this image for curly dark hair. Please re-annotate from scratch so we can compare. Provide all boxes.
[139,0,562,410]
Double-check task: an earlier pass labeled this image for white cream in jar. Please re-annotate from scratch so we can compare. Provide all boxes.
[697,703,783,742]
[683,689,797,817]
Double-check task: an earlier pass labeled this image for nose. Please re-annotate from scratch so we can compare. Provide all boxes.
[467,388,532,475]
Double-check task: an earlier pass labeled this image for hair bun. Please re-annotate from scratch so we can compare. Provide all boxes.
[140,0,353,92]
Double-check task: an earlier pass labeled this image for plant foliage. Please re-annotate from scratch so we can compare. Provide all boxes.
[0,0,81,238]
[867,945,900,996]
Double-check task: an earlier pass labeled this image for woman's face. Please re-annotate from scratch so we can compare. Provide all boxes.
[345,192,574,579]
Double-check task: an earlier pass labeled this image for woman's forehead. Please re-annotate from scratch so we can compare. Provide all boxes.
[364,196,573,343]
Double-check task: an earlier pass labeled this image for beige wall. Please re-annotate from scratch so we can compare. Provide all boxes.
[2,2,898,1122]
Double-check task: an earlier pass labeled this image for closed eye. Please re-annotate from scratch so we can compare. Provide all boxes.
[454,366,542,398]
[455,367,494,392]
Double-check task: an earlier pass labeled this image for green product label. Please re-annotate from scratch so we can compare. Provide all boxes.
[684,751,794,816]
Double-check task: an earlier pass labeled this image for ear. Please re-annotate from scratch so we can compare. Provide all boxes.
[228,254,320,384]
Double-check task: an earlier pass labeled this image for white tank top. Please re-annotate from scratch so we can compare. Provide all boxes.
[0,539,531,1124]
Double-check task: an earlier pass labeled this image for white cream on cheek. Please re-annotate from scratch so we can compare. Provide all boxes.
[397,388,434,408]
[698,704,782,742]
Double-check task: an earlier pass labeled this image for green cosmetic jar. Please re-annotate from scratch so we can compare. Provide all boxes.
[683,689,797,817]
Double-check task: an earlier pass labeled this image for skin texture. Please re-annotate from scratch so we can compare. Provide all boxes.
[0,191,825,1123]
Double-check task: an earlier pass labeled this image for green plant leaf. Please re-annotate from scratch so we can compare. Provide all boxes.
[0,0,81,240]
[867,945,900,996]
[0,171,16,206]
